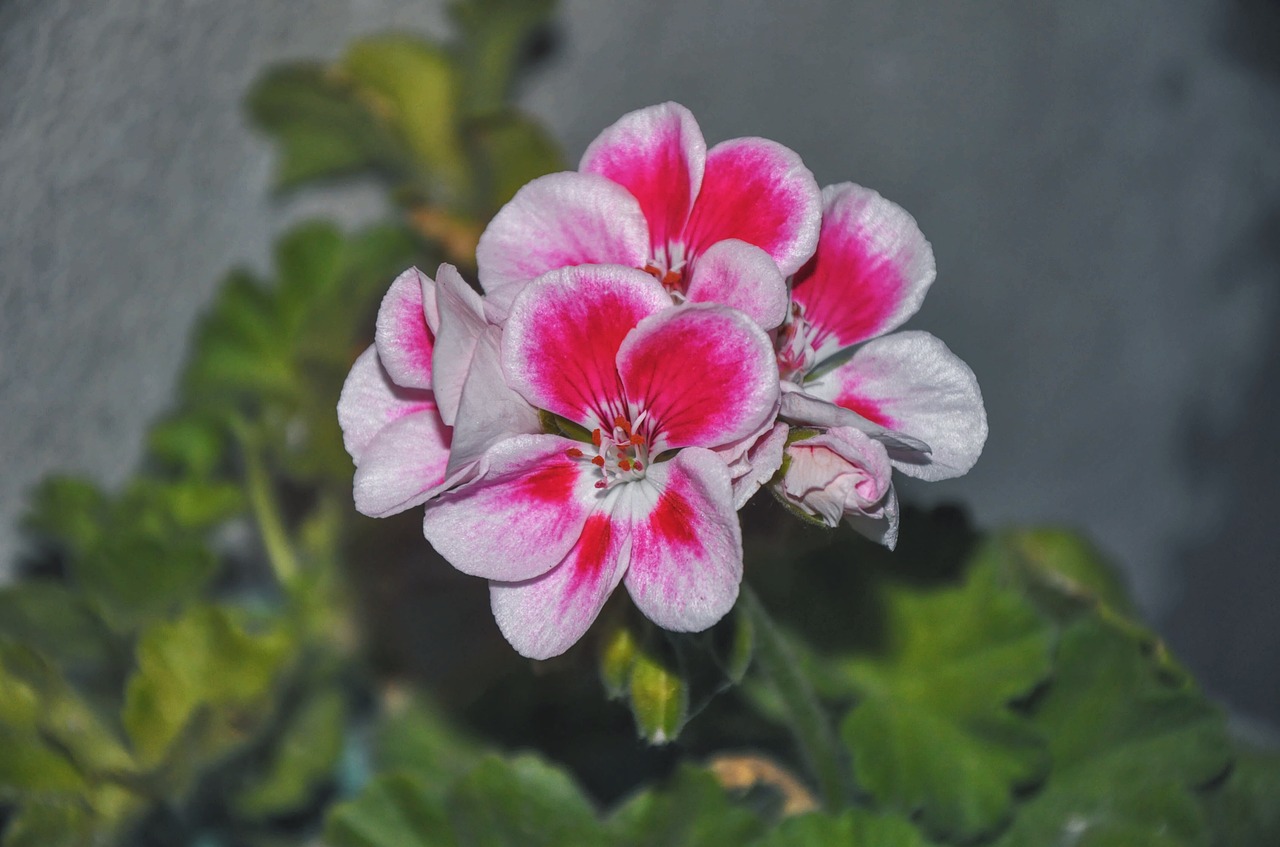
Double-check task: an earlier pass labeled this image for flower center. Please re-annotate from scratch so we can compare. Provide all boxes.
[642,242,688,295]
[776,301,820,381]
[565,415,651,490]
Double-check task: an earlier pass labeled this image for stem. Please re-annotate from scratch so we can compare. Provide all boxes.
[741,586,849,810]
[244,445,300,586]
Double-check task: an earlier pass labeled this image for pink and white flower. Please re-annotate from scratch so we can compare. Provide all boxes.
[475,102,822,331]
[336,264,537,518]
[420,264,780,659]
[779,426,900,550]
[776,183,988,483]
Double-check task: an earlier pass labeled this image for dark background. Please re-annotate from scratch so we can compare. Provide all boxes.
[2,0,1277,731]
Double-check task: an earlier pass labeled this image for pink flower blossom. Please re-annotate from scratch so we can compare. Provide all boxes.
[336,265,538,518]
[779,426,900,549]
[420,264,780,659]
[776,183,988,483]
[475,102,822,330]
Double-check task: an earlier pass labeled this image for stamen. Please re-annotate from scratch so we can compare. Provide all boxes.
[563,414,653,491]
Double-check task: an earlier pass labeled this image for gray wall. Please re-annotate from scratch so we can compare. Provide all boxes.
[3,0,1278,728]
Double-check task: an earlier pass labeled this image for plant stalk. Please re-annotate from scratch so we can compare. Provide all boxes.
[741,585,849,810]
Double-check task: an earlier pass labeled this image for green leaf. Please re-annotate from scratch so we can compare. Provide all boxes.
[233,689,347,819]
[341,35,470,203]
[975,527,1193,683]
[0,799,95,847]
[21,476,106,555]
[122,605,291,773]
[746,809,932,847]
[72,521,218,631]
[1202,745,1280,847]
[449,0,556,117]
[833,558,1052,840]
[609,764,766,847]
[325,772,454,847]
[327,754,604,847]
[0,644,136,822]
[147,414,230,478]
[180,222,418,484]
[0,583,109,668]
[372,693,482,797]
[247,64,415,191]
[994,621,1231,847]
[448,754,605,845]
[21,475,227,631]
[0,725,86,795]
[998,528,1135,613]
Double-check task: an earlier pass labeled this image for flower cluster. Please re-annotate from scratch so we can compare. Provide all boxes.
[337,103,987,658]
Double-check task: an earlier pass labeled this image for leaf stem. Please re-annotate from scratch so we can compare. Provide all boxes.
[244,444,299,586]
[741,585,849,810]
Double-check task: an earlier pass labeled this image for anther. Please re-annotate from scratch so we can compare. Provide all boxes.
[565,447,585,458]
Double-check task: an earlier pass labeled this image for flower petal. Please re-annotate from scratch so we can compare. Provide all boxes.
[579,102,706,258]
[503,265,669,428]
[353,410,451,518]
[475,172,650,314]
[337,346,438,463]
[446,326,541,478]
[489,510,632,660]
[778,383,930,455]
[421,434,596,581]
[807,331,987,481]
[623,448,742,632]
[780,426,892,526]
[431,264,489,426]
[716,420,789,510]
[374,267,435,390]
[682,137,821,276]
[847,484,900,551]
[617,303,779,451]
[792,183,936,354]
[683,239,789,331]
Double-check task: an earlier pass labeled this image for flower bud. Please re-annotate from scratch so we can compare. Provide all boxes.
[779,426,899,548]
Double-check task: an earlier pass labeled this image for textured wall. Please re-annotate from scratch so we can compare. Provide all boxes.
[2,0,1278,726]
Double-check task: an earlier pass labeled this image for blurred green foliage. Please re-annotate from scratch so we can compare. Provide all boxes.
[2,0,1277,845]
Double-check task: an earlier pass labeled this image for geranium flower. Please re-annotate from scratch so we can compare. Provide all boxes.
[779,426,900,549]
[776,183,987,482]
[336,265,537,518]
[420,264,780,659]
[475,102,821,330]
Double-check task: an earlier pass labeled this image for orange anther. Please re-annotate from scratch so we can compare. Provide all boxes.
[633,461,644,471]
[662,269,682,287]
[565,447,585,458]
[591,455,606,467]
[618,458,633,471]
[592,428,603,447]
[629,433,645,445]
